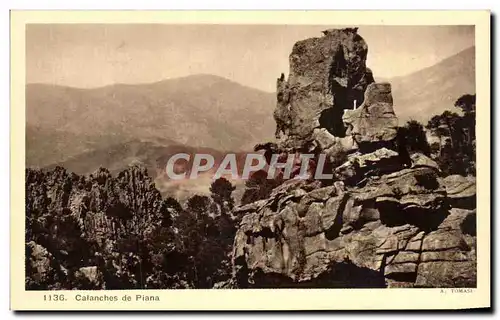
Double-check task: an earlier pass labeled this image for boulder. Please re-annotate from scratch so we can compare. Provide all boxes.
[441,175,476,199]
[312,128,337,150]
[350,167,445,204]
[334,147,404,184]
[231,158,476,288]
[25,241,66,290]
[415,260,476,288]
[410,153,440,171]
[343,83,398,150]
[440,175,476,209]
[74,266,105,289]
[438,208,476,234]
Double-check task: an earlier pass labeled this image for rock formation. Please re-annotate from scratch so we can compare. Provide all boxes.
[343,83,398,151]
[25,164,238,290]
[232,28,476,288]
[25,165,181,290]
[274,28,376,150]
[25,241,68,290]
[26,165,173,247]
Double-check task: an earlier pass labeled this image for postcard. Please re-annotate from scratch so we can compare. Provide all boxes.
[10,10,491,311]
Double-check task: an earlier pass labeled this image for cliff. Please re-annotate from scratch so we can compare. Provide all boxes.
[232,28,476,288]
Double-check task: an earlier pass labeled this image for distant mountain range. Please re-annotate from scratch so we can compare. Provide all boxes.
[378,46,475,123]
[26,74,276,167]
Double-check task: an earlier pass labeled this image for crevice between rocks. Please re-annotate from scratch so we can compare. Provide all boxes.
[248,262,387,288]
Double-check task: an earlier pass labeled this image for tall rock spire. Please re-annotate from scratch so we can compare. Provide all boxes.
[274,28,376,149]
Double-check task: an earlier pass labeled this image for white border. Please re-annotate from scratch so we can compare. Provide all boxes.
[3,1,497,317]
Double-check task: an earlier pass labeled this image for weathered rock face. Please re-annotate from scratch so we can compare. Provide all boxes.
[272,28,401,181]
[25,165,182,290]
[25,241,68,290]
[232,28,476,288]
[74,266,105,290]
[232,165,476,288]
[343,83,399,150]
[26,165,172,247]
[274,28,375,149]
[440,175,476,209]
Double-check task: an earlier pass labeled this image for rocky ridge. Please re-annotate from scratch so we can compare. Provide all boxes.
[232,28,476,288]
[25,165,179,289]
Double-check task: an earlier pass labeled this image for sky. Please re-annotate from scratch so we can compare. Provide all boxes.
[26,24,475,92]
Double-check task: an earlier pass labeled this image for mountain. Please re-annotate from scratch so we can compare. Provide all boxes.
[45,138,177,176]
[26,74,276,166]
[379,46,475,123]
[26,125,141,167]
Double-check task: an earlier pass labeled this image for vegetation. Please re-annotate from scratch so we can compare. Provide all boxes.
[396,93,476,177]
[25,167,238,290]
[425,94,476,176]
[397,120,431,156]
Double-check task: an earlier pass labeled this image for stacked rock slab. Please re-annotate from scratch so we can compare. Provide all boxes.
[343,82,399,151]
[232,163,476,288]
[232,28,476,288]
[274,27,375,151]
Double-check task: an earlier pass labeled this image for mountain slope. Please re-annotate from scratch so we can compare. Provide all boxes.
[45,138,177,176]
[381,47,475,123]
[26,74,276,166]
[47,139,252,203]
[46,138,253,177]
[26,125,141,167]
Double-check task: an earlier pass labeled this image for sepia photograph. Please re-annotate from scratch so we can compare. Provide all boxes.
[10,10,491,310]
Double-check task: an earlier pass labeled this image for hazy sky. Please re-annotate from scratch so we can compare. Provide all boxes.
[26,24,474,92]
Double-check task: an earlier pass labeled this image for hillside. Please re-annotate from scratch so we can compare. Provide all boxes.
[47,139,252,203]
[26,74,276,166]
[382,46,475,123]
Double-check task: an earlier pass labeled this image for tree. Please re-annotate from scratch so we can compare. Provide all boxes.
[241,170,283,206]
[424,93,476,176]
[174,192,236,288]
[426,115,448,156]
[440,111,462,149]
[455,94,476,115]
[186,195,212,219]
[209,177,236,216]
[455,94,476,147]
[399,120,431,156]
[426,111,461,154]
[429,142,441,156]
